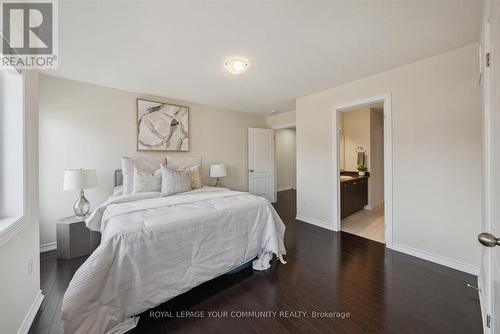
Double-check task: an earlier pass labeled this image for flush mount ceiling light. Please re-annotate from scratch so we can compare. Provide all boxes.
[224,58,250,75]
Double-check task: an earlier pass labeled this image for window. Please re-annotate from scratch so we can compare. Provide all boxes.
[0,67,24,233]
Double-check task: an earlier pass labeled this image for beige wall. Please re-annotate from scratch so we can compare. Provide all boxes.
[266,110,296,128]
[296,44,482,270]
[39,74,266,246]
[275,128,296,191]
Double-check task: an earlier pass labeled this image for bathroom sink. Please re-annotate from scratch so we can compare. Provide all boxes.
[340,175,353,181]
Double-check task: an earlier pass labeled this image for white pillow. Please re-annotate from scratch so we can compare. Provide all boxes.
[112,185,123,197]
[132,166,162,193]
[121,156,166,194]
[160,165,192,196]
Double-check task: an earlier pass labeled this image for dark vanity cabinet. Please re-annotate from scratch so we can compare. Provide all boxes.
[341,177,368,219]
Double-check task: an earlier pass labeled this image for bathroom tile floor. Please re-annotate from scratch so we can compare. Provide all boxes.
[341,204,385,243]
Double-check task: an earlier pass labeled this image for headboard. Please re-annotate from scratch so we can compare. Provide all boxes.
[115,170,123,187]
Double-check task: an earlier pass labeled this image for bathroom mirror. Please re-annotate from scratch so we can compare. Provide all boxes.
[357,151,366,166]
[339,113,345,170]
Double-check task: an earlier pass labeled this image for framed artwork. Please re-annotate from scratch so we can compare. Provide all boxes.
[137,98,189,151]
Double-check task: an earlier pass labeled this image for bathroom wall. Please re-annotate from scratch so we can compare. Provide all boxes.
[342,107,371,171]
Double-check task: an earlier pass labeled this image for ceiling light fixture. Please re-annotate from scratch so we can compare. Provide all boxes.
[224,58,250,75]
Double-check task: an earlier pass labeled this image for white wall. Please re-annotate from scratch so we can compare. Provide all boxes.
[275,128,296,191]
[369,108,384,208]
[39,74,266,246]
[342,107,371,171]
[266,110,296,128]
[296,44,482,270]
[0,71,42,334]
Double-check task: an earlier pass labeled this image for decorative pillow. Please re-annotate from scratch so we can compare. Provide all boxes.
[186,164,202,189]
[160,165,192,196]
[132,166,162,193]
[112,185,123,197]
[121,156,166,194]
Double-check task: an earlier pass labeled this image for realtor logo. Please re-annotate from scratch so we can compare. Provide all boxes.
[1,0,58,68]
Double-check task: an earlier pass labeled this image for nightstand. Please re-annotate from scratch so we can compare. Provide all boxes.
[56,215,101,259]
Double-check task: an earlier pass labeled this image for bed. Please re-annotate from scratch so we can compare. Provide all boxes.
[61,170,286,334]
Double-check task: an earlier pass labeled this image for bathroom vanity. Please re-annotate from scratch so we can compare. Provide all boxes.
[340,172,369,219]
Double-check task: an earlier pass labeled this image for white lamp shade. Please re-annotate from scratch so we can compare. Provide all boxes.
[210,164,227,178]
[63,169,97,191]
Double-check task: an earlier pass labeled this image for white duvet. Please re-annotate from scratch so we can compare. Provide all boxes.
[61,187,286,334]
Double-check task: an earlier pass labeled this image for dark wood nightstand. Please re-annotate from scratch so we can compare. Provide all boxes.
[56,215,100,259]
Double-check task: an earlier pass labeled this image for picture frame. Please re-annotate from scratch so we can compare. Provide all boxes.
[136,98,190,151]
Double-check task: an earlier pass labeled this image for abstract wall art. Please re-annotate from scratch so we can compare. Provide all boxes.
[137,99,189,151]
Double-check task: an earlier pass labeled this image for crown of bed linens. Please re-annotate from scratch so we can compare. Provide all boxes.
[165,155,202,169]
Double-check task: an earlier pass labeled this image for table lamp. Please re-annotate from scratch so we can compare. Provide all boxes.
[210,164,226,187]
[63,169,97,218]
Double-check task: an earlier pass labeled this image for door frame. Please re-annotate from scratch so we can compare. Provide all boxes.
[331,93,393,247]
[479,1,495,332]
[271,123,297,200]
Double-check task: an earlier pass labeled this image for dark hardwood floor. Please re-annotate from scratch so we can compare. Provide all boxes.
[30,190,482,334]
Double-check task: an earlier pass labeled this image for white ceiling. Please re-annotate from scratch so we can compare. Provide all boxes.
[46,0,482,114]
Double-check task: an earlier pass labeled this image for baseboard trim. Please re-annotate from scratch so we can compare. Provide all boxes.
[390,242,479,276]
[17,290,44,334]
[296,215,334,231]
[40,241,56,253]
[477,275,488,333]
[277,186,293,192]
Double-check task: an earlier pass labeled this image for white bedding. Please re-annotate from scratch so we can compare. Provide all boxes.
[61,187,286,334]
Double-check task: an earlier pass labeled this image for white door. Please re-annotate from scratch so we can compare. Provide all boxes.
[480,2,500,332]
[248,128,276,202]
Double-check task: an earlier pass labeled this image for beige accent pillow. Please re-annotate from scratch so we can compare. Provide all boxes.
[160,165,192,196]
[132,166,162,193]
[121,156,166,194]
[186,164,202,189]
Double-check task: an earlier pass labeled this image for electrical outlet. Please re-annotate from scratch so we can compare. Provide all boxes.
[27,257,33,276]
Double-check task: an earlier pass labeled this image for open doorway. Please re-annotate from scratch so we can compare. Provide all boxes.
[274,126,296,205]
[338,103,384,243]
[333,94,393,246]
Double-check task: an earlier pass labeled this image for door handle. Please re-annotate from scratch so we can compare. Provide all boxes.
[478,233,500,247]
[249,169,254,172]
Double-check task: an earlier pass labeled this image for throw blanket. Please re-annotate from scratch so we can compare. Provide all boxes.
[62,187,286,334]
